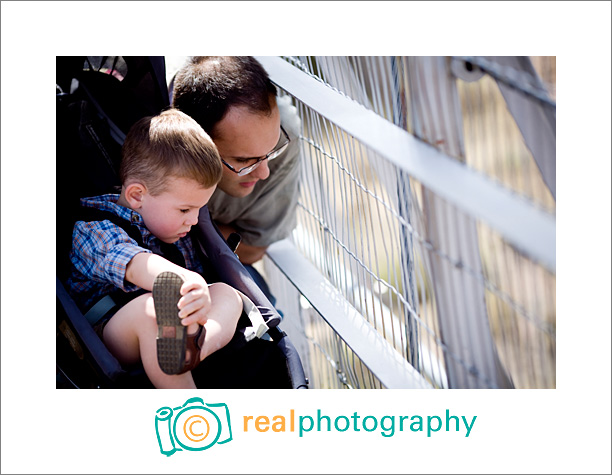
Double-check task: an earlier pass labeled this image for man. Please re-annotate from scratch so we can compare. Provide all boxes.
[171,57,301,303]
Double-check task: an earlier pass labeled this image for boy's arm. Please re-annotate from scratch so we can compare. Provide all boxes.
[124,251,193,291]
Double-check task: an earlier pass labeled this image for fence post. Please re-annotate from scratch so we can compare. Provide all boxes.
[406,56,513,388]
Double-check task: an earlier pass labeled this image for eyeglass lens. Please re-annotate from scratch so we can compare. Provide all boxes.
[234,127,290,176]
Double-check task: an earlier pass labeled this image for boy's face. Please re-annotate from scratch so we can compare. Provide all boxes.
[138,176,215,243]
[211,100,281,198]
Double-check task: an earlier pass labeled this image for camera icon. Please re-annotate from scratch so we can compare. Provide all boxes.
[155,397,232,456]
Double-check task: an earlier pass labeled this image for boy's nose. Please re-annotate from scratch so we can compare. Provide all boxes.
[185,212,199,226]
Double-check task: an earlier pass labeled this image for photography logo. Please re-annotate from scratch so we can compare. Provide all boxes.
[155,397,232,456]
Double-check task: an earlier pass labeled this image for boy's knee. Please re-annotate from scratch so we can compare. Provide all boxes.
[210,283,242,315]
[211,282,238,299]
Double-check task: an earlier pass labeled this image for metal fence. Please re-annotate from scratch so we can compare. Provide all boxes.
[258,56,556,389]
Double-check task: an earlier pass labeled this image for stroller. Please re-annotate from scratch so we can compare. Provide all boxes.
[56,56,308,389]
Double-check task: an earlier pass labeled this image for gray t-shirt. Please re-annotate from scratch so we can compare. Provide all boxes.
[202,95,301,247]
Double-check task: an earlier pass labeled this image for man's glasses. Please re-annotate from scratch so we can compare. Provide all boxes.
[221,126,290,177]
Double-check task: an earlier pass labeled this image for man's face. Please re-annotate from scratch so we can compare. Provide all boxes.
[211,100,281,198]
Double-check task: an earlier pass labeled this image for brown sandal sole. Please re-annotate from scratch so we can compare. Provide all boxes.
[153,272,187,375]
[153,272,206,375]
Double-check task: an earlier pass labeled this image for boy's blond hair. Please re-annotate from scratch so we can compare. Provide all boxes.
[120,108,223,195]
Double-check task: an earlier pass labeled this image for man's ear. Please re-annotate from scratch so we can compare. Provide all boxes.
[123,182,147,209]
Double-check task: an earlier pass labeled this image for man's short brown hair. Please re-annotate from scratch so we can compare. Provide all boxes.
[172,56,277,137]
[120,108,223,195]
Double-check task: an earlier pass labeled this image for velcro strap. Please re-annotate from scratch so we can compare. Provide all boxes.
[84,295,117,326]
[236,290,270,341]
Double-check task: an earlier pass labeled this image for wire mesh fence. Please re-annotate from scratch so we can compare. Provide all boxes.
[261,56,556,389]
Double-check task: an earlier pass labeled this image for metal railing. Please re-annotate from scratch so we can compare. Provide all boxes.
[258,56,556,389]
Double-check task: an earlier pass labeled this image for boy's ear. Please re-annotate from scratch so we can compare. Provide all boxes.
[123,182,147,209]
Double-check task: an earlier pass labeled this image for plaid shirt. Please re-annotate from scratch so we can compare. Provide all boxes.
[66,194,204,310]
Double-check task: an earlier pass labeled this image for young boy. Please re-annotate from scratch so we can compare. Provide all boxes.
[66,109,243,388]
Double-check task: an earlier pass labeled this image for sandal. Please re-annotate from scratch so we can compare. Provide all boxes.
[153,272,206,375]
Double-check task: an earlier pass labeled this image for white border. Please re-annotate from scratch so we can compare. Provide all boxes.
[1,2,610,474]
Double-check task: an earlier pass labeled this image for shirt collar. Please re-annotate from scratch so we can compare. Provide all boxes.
[81,194,160,247]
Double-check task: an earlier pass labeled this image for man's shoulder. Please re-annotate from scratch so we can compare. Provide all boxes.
[278,95,301,139]
[269,96,301,178]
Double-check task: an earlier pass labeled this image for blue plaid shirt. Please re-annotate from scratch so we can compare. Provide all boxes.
[66,194,204,311]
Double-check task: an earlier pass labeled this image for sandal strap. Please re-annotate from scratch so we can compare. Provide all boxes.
[182,325,206,373]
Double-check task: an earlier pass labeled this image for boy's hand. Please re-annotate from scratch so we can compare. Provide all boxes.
[176,271,211,327]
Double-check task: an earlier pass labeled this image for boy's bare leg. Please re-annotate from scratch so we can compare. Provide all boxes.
[102,284,241,388]
[103,293,198,389]
[198,283,242,360]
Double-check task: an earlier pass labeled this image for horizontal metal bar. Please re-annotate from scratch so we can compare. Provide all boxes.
[256,56,556,272]
[266,239,433,389]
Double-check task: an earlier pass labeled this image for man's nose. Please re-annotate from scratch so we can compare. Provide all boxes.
[250,159,271,180]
